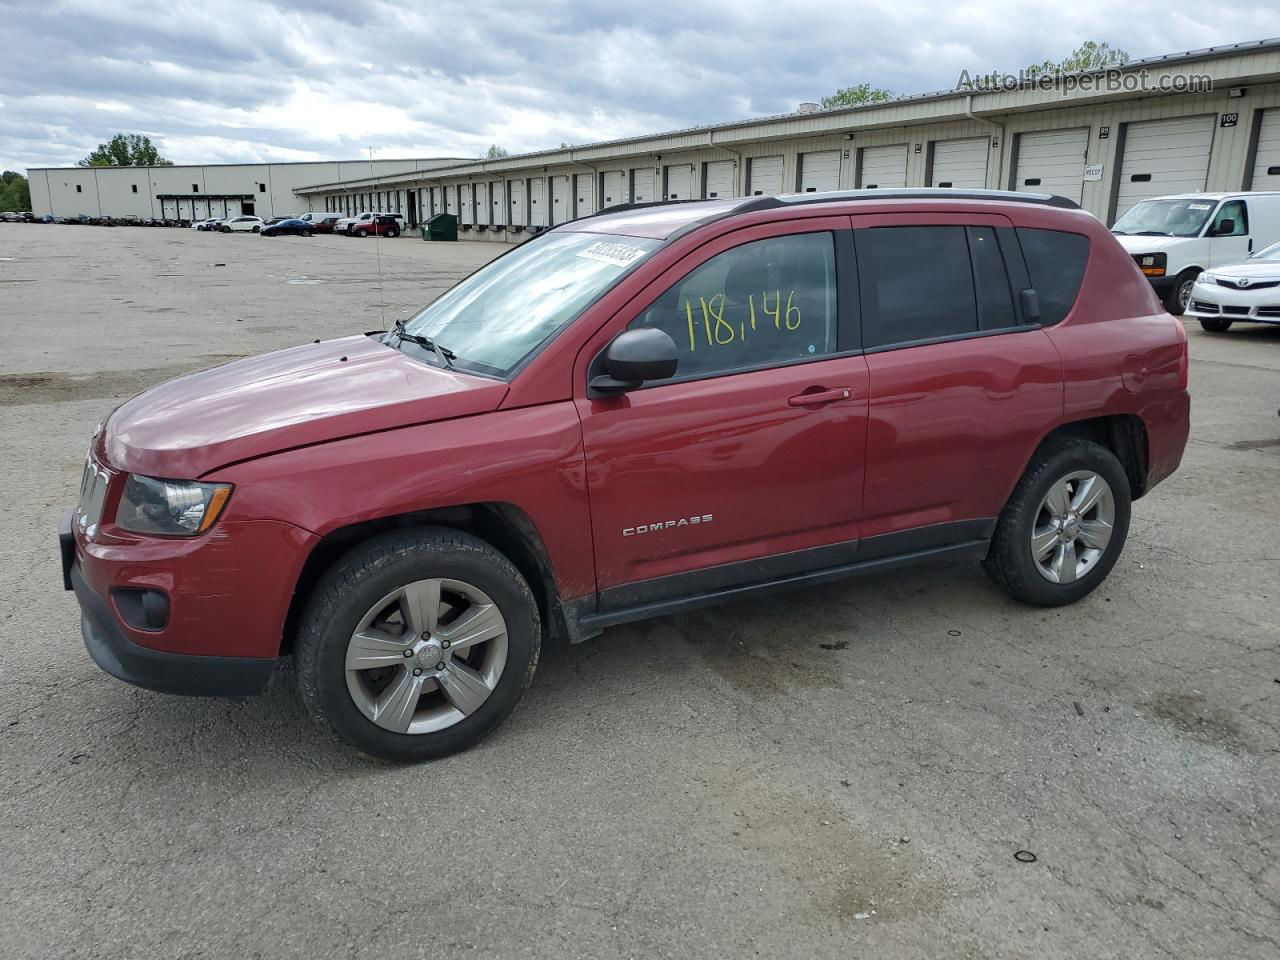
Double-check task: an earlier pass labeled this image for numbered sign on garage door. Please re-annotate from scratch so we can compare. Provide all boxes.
[664,164,692,200]
[747,155,784,196]
[929,137,989,188]
[550,175,570,225]
[630,168,655,203]
[1013,128,1089,204]
[601,170,626,207]
[1250,108,1280,190]
[798,150,841,193]
[857,144,908,189]
[574,173,596,216]
[1114,115,1215,219]
[702,159,734,198]
[509,179,526,224]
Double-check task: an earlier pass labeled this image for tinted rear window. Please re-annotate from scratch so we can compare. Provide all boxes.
[860,226,977,347]
[1016,228,1089,325]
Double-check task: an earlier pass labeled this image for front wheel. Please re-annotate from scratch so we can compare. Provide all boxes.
[220,225,231,233]
[356,228,368,237]
[1164,268,1200,315]
[1199,318,1233,332]
[296,528,541,762]
[984,439,1131,606]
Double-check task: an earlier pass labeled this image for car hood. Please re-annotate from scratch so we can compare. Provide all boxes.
[102,335,509,478]
[1200,260,1280,280]
[1113,235,1198,255]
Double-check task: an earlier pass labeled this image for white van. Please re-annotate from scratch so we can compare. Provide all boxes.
[297,212,332,224]
[1112,192,1280,314]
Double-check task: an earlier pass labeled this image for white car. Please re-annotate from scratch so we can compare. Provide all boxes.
[1113,192,1280,315]
[1185,240,1280,332]
[193,218,223,231]
[333,211,405,236]
[219,216,265,233]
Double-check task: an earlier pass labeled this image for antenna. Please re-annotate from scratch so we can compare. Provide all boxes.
[369,145,386,329]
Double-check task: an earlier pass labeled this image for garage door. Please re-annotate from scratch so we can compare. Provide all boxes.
[747,155,784,196]
[930,137,990,188]
[1114,115,1215,219]
[574,173,596,217]
[857,144,908,189]
[630,167,655,203]
[489,181,504,225]
[1013,128,1089,204]
[474,182,488,225]
[798,150,841,193]
[601,170,626,207]
[459,183,474,224]
[529,177,546,226]
[509,179,525,225]
[703,160,734,198]
[664,163,693,200]
[1250,109,1280,190]
[445,187,457,217]
[549,175,570,225]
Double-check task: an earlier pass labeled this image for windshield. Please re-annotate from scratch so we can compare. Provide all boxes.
[1252,240,1280,261]
[397,231,660,377]
[1112,199,1217,238]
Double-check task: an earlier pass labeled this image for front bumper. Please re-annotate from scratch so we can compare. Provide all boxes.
[1186,281,1280,323]
[59,509,310,698]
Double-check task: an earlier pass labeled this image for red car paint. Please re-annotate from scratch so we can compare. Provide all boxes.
[68,193,1190,672]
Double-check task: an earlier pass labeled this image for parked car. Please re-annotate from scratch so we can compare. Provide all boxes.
[298,212,334,225]
[0,211,25,222]
[60,189,1190,762]
[350,214,401,238]
[220,216,265,233]
[310,214,344,234]
[261,218,315,237]
[194,218,223,231]
[1185,239,1280,331]
[1112,191,1280,314]
[335,211,405,236]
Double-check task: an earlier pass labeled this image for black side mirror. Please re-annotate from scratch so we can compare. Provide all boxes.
[590,328,678,396]
[1212,218,1235,236]
[1019,288,1042,325]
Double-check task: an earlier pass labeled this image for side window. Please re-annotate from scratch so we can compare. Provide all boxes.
[970,227,1017,330]
[629,232,837,381]
[1211,200,1247,236]
[860,226,976,347]
[1016,228,1090,326]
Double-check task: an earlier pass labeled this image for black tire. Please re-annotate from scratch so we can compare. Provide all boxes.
[221,225,231,233]
[1199,318,1233,332]
[984,439,1131,607]
[1164,268,1199,315]
[304,230,313,237]
[387,229,399,238]
[251,225,260,233]
[296,527,541,762]
[356,228,368,237]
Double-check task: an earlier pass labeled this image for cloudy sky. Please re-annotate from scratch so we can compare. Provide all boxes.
[1,0,1274,171]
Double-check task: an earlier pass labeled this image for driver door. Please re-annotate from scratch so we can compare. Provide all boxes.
[574,218,870,611]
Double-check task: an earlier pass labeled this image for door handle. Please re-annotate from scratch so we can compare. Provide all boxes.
[788,387,852,407]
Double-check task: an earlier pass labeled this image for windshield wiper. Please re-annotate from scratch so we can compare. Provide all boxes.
[391,319,455,369]
[1132,230,1172,236]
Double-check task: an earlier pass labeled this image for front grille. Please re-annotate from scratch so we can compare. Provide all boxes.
[1216,278,1280,290]
[1189,300,1219,314]
[1257,306,1280,318]
[1223,305,1251,315]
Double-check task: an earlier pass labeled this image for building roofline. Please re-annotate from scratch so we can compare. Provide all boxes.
[26,157,472,173]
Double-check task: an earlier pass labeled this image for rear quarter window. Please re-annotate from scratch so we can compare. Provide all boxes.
[1016,228,1089,325]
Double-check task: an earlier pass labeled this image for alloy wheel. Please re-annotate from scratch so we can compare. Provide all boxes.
[1031,470,1115,584]
[344,578,509,734]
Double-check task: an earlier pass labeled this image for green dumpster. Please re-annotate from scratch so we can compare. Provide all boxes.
[423,213,458,241]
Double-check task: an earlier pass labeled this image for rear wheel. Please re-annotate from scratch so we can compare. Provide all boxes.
[984,439,1131,606]
[251,225,261,233]
[1199,317,1233,332]
[387,228,400,238]
[1164,268,1200,315]
[296,528,541,762]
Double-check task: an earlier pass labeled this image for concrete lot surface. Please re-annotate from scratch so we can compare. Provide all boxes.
[1,225,1277,959]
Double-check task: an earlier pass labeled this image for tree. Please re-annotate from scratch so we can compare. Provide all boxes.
[0,171,31,212]
[485,144,509,159]
[1025,41,1130,76]
[820,83,894,110]
[77,133,173,167]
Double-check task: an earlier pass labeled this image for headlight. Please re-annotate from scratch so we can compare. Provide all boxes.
[116,475,232,536]
[1198,272,1218,284]
[1134,253,1167,277]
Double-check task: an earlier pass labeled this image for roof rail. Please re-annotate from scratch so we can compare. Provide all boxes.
[772,188,1081,210]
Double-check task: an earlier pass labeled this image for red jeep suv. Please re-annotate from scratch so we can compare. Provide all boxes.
[60,189,1190,761]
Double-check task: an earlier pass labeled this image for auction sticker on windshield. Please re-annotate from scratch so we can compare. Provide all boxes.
[577,240,650,268]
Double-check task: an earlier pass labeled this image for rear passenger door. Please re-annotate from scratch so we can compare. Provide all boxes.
[854,213,1065,550]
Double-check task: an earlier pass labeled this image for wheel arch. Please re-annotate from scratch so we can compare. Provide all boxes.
[280,502,573,655]
[1032,414,1150,500]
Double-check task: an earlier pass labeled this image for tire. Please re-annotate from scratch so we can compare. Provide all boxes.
[1164,268,1200,315]
[221,225,231,233]
[251,225,260,233]
[296,527,541,762]
[304,230,313,237]
[1199,318,1233,332]
[356,228,368,237]
[387,229,399,238]
[984,439,1131,607]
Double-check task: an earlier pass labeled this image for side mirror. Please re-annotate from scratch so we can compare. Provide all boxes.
[1019,288,1042,325]
[590,328,678,396]
[1212,218,1235,236]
